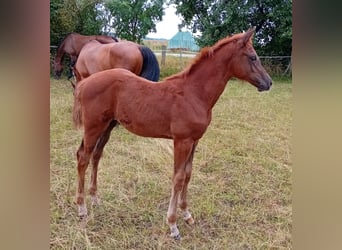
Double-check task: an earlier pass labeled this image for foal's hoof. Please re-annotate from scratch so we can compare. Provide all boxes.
[78,204,88,218]
[79,214,87,221]
[173,234,181,241]
[91,195,100,206]
[185,216,195,225]
[78,215,88,229]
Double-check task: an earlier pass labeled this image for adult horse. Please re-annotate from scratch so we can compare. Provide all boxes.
[52,32,118,79]
[73,40,160,85]
[72,28,271,239]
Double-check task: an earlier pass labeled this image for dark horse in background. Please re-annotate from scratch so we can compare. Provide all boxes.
[52,32,118,79]
[72,40,160,86]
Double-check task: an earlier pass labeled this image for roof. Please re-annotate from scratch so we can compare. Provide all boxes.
[167,31,200,51]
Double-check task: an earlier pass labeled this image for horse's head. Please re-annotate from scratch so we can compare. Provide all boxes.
[230,27,272,92]
[53,61,63,79]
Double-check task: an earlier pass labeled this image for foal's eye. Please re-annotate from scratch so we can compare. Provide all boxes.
[250,55,257,61]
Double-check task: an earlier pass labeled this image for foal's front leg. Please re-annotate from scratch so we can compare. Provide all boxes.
[177,166,194,225]
[178,141,197,225]
[167,139,195,239]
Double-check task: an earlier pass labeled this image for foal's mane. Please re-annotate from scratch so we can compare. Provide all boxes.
[165,32,246,81]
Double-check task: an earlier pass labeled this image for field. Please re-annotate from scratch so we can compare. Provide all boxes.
[50,59,292,249]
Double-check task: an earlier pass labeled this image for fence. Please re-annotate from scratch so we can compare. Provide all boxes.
[50,45,291,78]
[258,56,291,77]
[155,45,291,77]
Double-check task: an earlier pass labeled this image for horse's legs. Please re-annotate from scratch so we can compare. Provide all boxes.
[68,56,77,80]
[167,138,195,239]
[178,140,198,225]
[89,120,117,206]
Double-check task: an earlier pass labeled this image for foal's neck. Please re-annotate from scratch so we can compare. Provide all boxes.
[186,45,235,108]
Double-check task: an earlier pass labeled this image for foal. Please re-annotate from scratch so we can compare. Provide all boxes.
[72,28,272,239]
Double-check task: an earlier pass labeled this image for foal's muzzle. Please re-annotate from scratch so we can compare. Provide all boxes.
[257,75,272,92]
[258,80,272,92]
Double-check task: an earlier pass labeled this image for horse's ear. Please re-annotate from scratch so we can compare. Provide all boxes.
[242,27,255,45]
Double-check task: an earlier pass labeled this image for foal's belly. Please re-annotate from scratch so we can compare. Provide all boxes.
[117,116,172,139]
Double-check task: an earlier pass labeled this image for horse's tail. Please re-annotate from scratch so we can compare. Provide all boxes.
[72,88,83,129]
[138,46,160,82]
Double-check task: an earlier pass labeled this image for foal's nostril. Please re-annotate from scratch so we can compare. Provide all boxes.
[270,81,272,86]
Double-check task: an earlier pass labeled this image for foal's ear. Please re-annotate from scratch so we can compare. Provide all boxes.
[242,27,255,45]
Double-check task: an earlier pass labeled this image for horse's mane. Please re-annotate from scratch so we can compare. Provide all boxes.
[165,32,246,81]
[95,34,119,42]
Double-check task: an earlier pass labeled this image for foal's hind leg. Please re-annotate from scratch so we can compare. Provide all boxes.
[76,123,112,218]
[89,120,117,206]
[76,139,92,218]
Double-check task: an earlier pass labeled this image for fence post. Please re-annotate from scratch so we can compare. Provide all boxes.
[161,45,166,66]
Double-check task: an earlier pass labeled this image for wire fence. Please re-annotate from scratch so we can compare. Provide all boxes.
[50,46,291,78]
[258,56,291,77]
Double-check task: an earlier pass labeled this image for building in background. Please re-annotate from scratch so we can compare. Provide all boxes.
[167,31,200,52]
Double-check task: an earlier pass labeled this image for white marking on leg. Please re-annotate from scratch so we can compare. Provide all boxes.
[183,210,194,224]
[78,204,88,217]
[169,223,180,239]
[91,194,100,206]
[183,210,192,220]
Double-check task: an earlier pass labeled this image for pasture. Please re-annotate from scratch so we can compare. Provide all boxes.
[50,61,292,248]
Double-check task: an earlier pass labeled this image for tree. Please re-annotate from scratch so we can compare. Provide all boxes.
[104,0,164,43]
[171,0,292,56]
[50,0,107,46]
[75,1,107,35]
[50,0,78,46]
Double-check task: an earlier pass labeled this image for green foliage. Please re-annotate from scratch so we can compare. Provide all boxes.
[171,0,292,56]
[76,1,106,35]
[50,0,109,46]
[50,0,76,45]
[50,0,165,45]
[104,0,164,43]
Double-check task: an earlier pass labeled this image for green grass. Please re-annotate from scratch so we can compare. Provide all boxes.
[50,69,292,249]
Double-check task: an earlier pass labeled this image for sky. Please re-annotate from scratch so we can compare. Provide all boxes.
[147,4,182,40]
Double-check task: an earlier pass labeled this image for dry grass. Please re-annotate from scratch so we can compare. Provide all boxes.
[156,55,194,79]
[50,69,292,249]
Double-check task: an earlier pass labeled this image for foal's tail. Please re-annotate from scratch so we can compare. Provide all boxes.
[72,88,83,129]
[138,46,160,82]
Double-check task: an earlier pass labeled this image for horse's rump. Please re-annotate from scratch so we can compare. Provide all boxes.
[74,41,160,83]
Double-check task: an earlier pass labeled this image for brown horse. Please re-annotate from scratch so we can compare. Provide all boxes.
[53,32,118,79]
[72,28,272,239]
[73,40,160,84]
